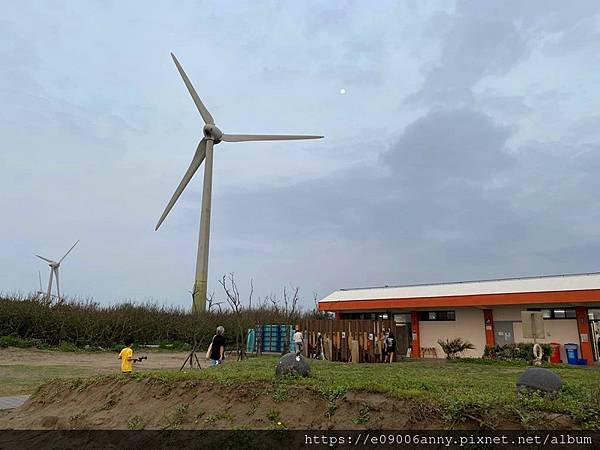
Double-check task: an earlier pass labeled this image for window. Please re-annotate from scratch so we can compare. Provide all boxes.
[418,310,456,321]
[527,308,576,319]
[394,313,411,324]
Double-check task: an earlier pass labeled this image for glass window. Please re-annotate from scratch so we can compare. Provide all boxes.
[394,313,411,323]
[418,311,456,321]
[541,309,552,319]
[565,309,576,319]
[553,309,566,319]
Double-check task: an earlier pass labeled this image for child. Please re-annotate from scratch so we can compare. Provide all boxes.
[118,339,135,374]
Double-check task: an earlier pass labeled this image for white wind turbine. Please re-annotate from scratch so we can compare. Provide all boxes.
[36,240,79,302]
[155,53,323,313]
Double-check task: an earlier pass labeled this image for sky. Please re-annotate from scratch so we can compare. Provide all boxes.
[2,1,600,310]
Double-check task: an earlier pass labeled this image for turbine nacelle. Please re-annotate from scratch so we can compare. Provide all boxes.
[203,124,223,143]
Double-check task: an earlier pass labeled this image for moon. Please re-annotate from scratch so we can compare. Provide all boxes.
[339,88,346,95]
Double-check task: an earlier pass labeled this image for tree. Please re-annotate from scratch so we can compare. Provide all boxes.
[219,273,248,360]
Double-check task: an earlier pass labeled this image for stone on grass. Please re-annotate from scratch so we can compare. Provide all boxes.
[275,352,311,377]
[516,367,562,394]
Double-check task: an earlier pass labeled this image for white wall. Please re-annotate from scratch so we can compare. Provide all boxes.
[419,308,487,358]
[492,306,580,362]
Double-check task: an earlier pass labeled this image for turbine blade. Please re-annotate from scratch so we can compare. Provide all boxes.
[36,255,55,264]
[155,139,207,231]
[59,240,79,263]
[221,134,324,142]
[171,53,214,124]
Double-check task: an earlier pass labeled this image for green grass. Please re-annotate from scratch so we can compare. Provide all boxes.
[14,356,600,429]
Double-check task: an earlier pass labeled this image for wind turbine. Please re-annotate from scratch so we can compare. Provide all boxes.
[155,53,323,313]
[36,240,79,302]
[35,271,45,300]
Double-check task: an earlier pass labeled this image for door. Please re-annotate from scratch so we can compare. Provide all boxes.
[494,321,515,345]
[394,323,411,359]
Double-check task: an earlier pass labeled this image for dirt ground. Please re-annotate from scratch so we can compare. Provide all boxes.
[0,347,200,369]
[0,347,205,396]
[0,378,472,430]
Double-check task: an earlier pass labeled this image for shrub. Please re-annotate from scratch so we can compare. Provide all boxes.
[483,343,553,362]
[0,294,310,351]
[437,338,475,359]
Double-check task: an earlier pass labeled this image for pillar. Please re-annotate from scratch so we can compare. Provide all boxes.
[576,306,593,365]
[483,309,495,347]
[411,311,420,358]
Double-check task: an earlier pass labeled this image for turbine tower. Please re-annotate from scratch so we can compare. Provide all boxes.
[156,53,323,313]
[36,240,79,302]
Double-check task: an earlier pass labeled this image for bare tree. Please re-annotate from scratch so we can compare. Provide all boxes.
[248,278,254,309]
[281,285,300,354]
[219,273,247,360]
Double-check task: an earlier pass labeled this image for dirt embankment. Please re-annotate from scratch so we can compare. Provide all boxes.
[0,378,578,430]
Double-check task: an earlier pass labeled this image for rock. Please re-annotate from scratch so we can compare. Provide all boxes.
[275,352,311,377]
[516,367,563,394]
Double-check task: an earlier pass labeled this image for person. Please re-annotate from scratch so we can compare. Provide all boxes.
[381,330,388,363]
[293,327,304,354]
[316,332,324,359]
[386,330,396,363]
[118,338,135,374]
[208,326,226,366]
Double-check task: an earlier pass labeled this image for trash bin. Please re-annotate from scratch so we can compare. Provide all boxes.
[564,343,579,365]
[549,342,561,363]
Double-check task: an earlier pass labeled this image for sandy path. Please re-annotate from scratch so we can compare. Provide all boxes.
[0,347,206,370]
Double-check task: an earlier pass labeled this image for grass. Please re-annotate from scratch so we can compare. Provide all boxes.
[129,357,600,428]
[7,355,600,429]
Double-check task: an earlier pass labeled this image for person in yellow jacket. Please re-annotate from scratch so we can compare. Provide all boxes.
[118,339,135,374]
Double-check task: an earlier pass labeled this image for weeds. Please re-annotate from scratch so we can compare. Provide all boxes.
[353,405,370,424]
[162,404,188,430]
[272,385,289,403]
[127,415,146,430]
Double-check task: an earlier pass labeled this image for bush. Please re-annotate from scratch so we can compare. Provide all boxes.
[437,338,475,359]
[0,294,307,351]
[483,343,553,362]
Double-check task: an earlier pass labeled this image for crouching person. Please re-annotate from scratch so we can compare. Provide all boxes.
[208,326,226,366]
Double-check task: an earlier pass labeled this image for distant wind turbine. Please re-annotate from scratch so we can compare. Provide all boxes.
[36,240,79,302]
[155,53,323,313]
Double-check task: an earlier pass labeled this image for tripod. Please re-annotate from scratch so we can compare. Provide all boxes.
[179,337,204,371]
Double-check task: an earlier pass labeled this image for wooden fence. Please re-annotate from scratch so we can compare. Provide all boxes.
[298,319,410,363]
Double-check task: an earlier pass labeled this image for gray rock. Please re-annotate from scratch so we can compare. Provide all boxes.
[275,352,311,377]
[516,367,563,394]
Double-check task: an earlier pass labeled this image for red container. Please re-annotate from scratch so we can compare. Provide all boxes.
[549,342,561,363]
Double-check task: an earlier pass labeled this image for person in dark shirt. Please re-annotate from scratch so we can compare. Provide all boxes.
[209,326,226,366]
[386,330,396,363]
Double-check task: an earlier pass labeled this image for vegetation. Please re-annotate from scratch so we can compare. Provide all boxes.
[49,356,600,429]
[437,338,475,359]
[0,293,324,350]
[484,343,554,362]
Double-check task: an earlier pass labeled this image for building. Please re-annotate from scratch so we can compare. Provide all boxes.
[318,272,600,364]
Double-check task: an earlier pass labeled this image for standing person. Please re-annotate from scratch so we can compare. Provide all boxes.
[386,330,396,363]
[381,330,388,363]
[208,326,226,366]
[293,327,304,354]
[118,338,135,374]
[316,332,325,359]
